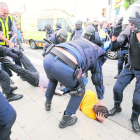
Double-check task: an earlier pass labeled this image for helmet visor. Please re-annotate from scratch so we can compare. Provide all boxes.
[123,6,140,25]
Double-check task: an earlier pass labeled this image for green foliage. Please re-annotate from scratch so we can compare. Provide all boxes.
[123,0,137,9]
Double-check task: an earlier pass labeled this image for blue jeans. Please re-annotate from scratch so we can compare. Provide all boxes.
[114,63,140,114]
[43,53,85,115]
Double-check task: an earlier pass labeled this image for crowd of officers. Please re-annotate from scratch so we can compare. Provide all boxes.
[1,0,140,139]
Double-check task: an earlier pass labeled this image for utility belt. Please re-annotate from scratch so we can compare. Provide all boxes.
[50,47,85,96]
[120,47,128,51]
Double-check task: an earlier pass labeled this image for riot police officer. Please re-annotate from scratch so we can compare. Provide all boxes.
[109,0,140,133]
[0,91,16,140]
[55,22,62,33]
[69,20,83,41]
[44,23,54,38]
[43,36,107,128]
[81,25,104,48]
[42,29,68,57]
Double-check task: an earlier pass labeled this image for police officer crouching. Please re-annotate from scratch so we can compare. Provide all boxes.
[43,29,107,128]
[109,0,140,133]
[42,29,68,57]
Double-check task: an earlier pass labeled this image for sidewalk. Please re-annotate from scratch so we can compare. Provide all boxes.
[8,74,140,140]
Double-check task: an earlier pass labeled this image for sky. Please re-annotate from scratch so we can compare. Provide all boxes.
[4,0,109,21]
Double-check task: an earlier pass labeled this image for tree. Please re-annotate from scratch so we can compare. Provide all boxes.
[123,0,137,9]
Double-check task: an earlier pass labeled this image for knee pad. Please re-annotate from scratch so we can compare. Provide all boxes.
[113,85,123,102]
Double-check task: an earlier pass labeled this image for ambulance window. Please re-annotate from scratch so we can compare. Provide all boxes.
[38,18,53,31]
[57,18,69,30]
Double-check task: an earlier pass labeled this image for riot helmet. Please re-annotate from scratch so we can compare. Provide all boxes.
[123,0,140,27]
[44,23,51,31]
[75,20,83,29]
[56,29,68,43]
[56,22,61,28]
[81,25,95,41]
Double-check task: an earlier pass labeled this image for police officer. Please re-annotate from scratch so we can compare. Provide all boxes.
[69,20,83,41]
[43,35,107,128]
[55,22,62,33]
[0,91,16,140]
[44,23,54,39]
[81,25,104,48]
[0,45,23,102]
[42,29,68,57]
[0,2,22,84]
[109,0,140,133]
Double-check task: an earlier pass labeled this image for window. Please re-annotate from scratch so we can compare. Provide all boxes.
[38,18,53,31]
[57,18,69,30]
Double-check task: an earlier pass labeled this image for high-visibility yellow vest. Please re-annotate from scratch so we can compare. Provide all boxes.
[0,15,13,45]
[99,29,106,39]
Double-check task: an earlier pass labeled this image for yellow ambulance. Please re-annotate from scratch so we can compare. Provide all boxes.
[21,9,75,49]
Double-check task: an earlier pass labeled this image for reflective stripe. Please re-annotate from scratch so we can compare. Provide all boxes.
[8,31,12,34]
[0,15,12,45]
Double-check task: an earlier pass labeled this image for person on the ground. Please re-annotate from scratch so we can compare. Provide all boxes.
[0,2,21,84]
[108,2,140,133]
[79,90,109,123]
[0,54,61,92]
[0,45,23,102]
[69,20,83,41]
[0,91,16,140]
[43,34,107,128]
[42,29,68,57]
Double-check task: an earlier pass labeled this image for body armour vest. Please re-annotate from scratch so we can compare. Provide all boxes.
[74,28,83,40]
[49,34,59,44]
[56,38,105,73]
[129,32,140,69]
[92,32,100,46]
[0,15,12,45]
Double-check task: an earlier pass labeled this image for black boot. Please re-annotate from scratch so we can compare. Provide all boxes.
[11,86,17,91]
[109,102,122,116]
[4,91,23,102]
[59,112,77,128]
[114,71,121,79]
[130,112,140,133]
[45,98,51,111]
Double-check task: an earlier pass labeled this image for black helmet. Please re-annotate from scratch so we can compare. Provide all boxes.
[81,25,95,41]
[75,20,83,29]
[56,29,68,43]
[56,22,61,28]
[44,23,51,31]
[123,0,140,25]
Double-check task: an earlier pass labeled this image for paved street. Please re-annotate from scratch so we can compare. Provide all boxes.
[5,43,140,140]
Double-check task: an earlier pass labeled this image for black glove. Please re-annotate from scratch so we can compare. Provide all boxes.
[4,47,23,59]
[129,11,140,33]
[113,17,123,37]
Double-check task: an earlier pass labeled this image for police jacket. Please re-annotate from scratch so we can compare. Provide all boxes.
[70,28,83,41]
[91,32,104,48]
[55,27,61,33]
[0,15,13,45]
[0,91,12,126]
[110,26,140,69]
[45,34,59,49]
[56,37,107,99]
[46,29,54,38]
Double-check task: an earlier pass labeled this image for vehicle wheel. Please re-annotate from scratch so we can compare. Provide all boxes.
[106,48,118,60]
[30,40,38,49]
